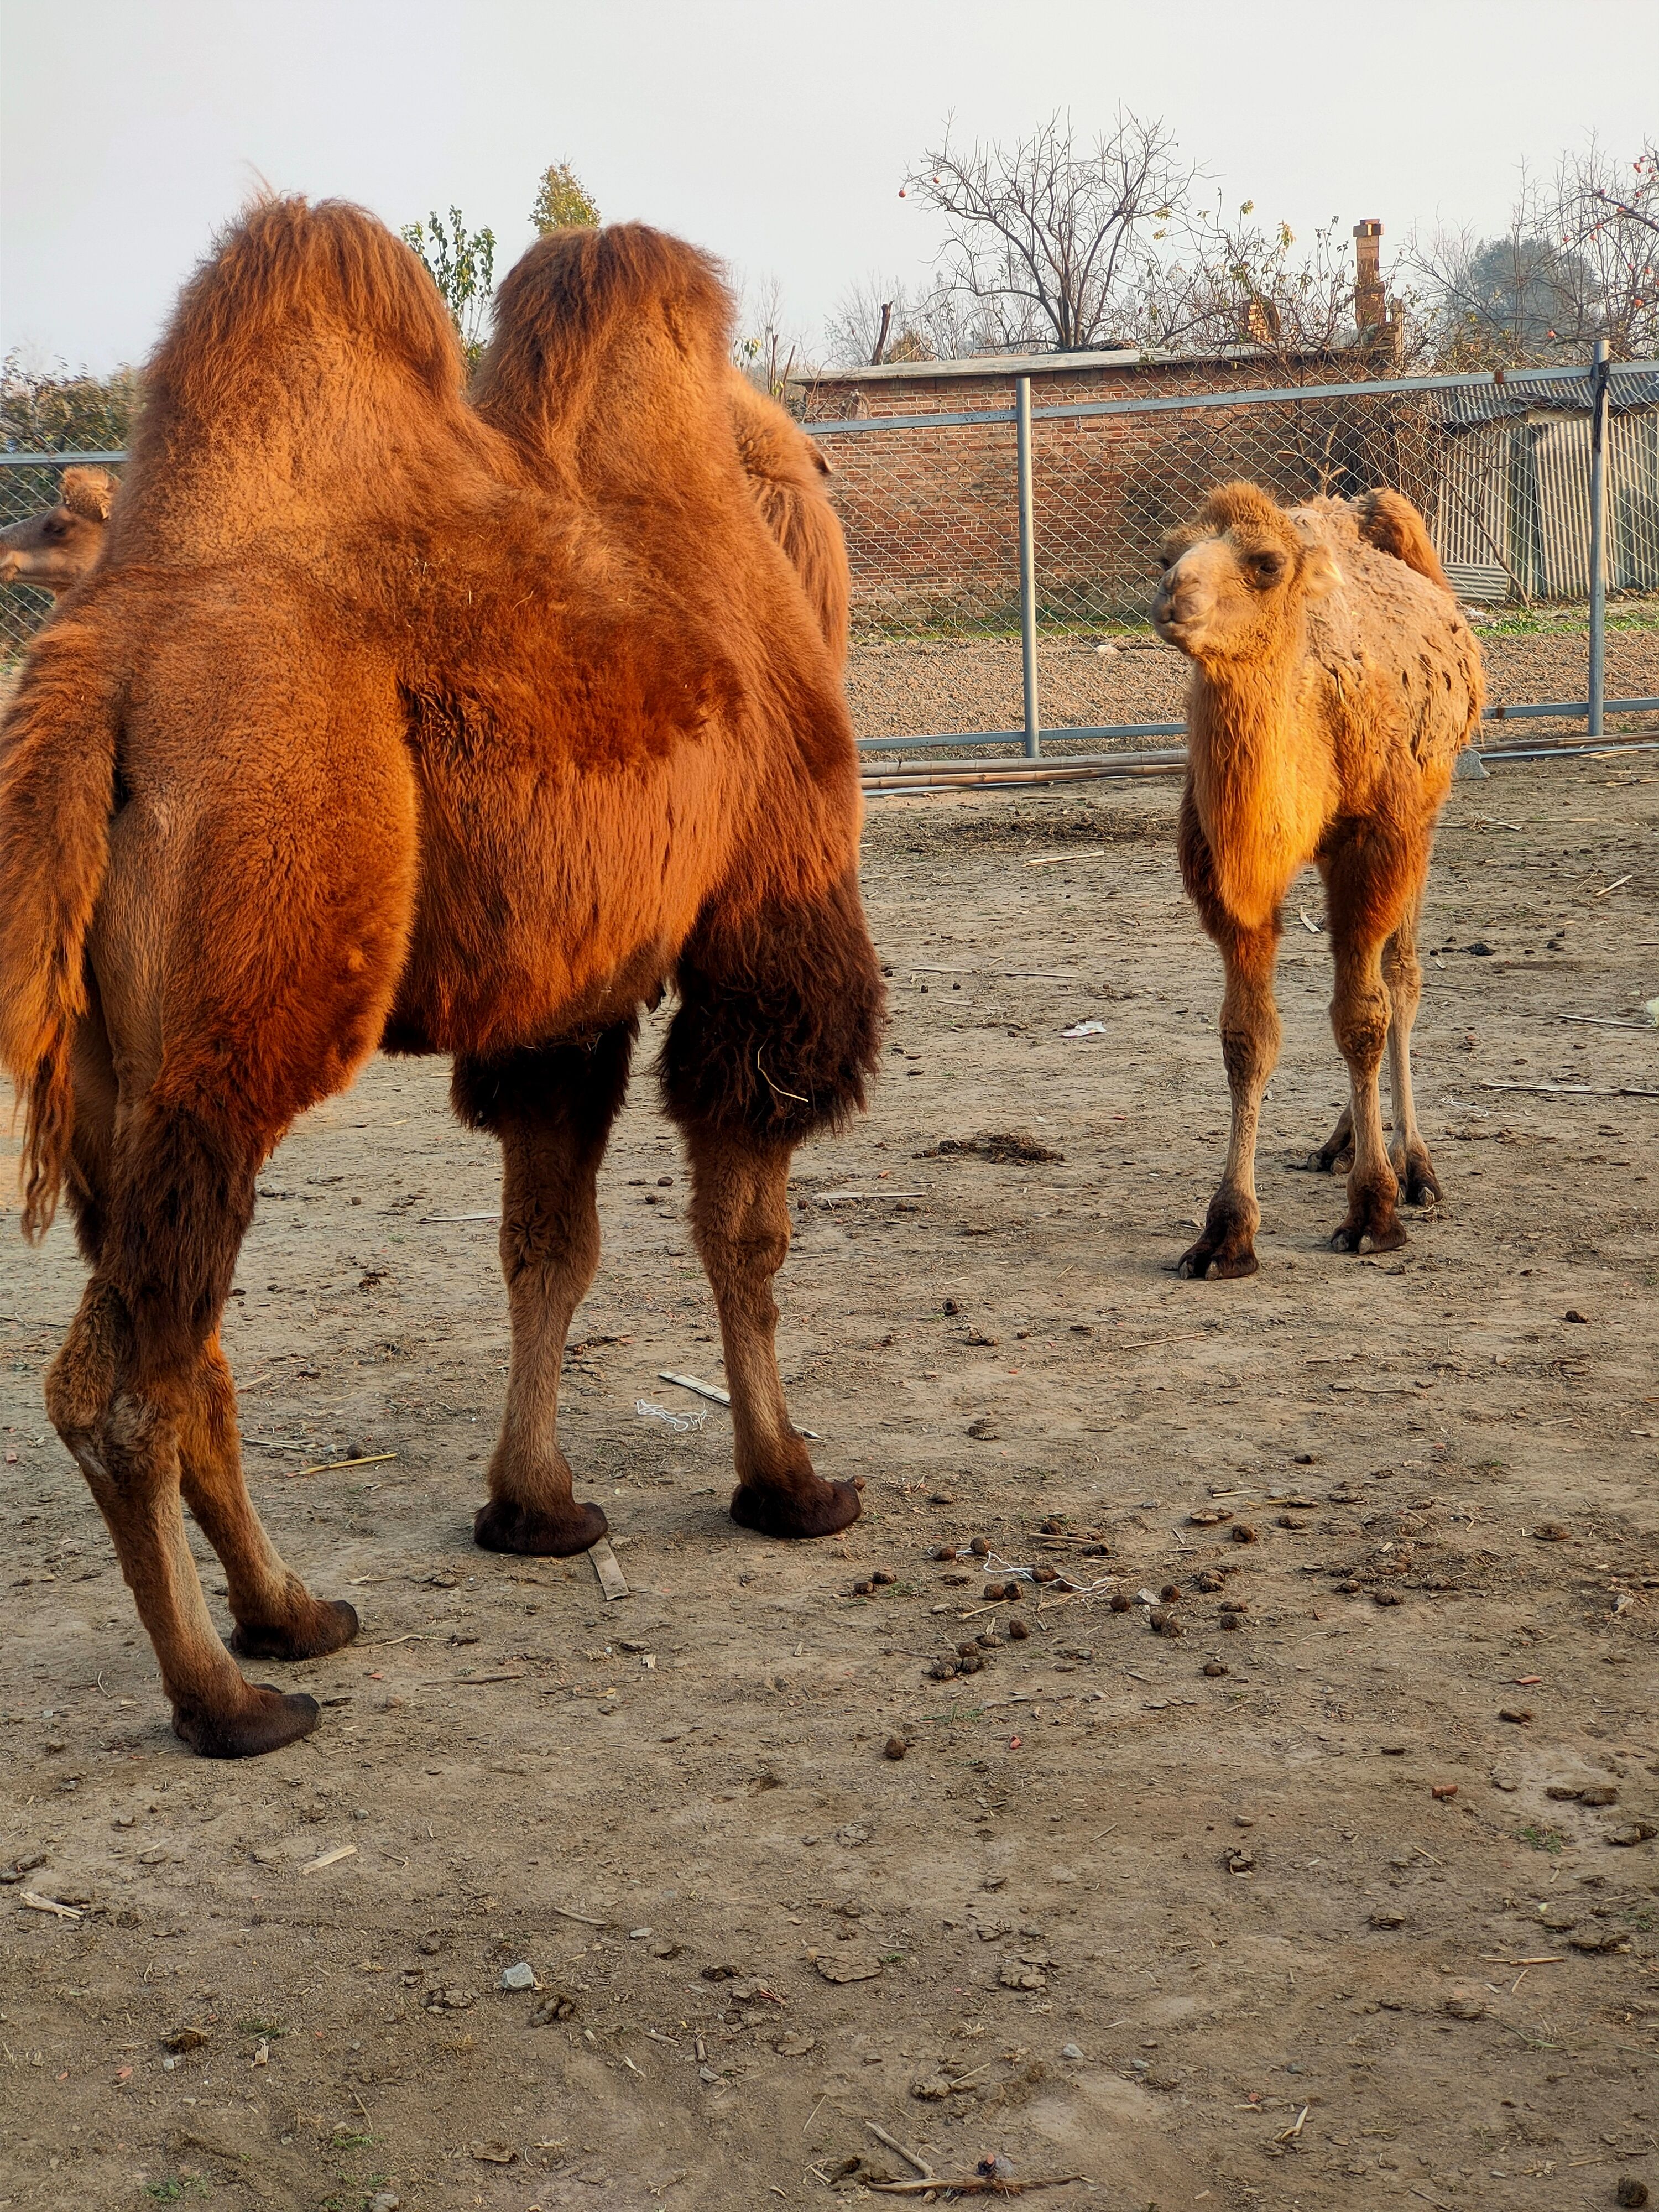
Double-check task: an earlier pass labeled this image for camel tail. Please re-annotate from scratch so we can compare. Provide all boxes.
[0,608,121,1239]
[1358,489,1454,595]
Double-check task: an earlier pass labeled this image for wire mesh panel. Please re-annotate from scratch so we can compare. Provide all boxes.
[806,358,1659,753]
[1031,387,1444,633]
[812,416,1021,639]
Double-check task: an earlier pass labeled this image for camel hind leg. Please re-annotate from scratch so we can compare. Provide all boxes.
[183,1337,359,1662]
[451,1027,633,1558]
[663,867,884,1538]
[46,1104,324,1759]
[1322,827,1419,1255]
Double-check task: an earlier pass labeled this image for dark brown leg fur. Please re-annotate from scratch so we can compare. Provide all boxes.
[453,1028,634,1557]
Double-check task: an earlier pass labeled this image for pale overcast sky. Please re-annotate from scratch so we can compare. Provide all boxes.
[3,0,1655,373]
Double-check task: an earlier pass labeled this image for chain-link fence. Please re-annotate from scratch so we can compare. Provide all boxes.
[5,363,1657,766]
[807,356,1659,763]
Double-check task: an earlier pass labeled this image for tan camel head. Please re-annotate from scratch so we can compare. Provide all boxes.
[0,466,117,595]
[1151,480,1342,662]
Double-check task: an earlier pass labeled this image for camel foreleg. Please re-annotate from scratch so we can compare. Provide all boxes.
[681,1121,860,1538]
[662,867,884,1539]
[453,1027,633,1558]
[1181,920,1282,1281]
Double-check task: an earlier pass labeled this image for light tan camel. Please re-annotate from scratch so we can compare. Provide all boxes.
[1151,482,1484,1277]
[0,467,117,596]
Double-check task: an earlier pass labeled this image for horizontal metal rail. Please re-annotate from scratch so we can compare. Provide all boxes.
[857,721,1187,752]
[806,358,1659,439]
[0,450,127,467]
[863,732,1659,794]
[857,698,1659,754]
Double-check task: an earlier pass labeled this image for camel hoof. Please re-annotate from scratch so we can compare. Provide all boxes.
[1296,1146,1352,1176]
[1331,1216,1409,1255]
[231,1599,358,1662]
[1177,1238,1258,1281]
[172,1686,320,1759]
[730,1476,862,1541]
[473,1496,609,1557]
[1392,1154,1442,1207]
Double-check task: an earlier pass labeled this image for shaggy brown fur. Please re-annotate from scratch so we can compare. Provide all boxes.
[728,378,848,656]
[0,199,883,1759]
[1152,480,1483,1277]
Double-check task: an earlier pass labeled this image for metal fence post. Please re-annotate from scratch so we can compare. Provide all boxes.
[1015,375,1041,759]
[1588,337,1610,740]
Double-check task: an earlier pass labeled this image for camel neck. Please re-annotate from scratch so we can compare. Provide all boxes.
[1187,632,1302,764]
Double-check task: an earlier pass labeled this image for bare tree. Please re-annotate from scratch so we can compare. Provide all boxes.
[1412,142,1658,367]
[731,273,811,403]
[1558,138,1659,357]
[822,275,1003,368]
[1133,201,1421,366]
[905,109,1192,352]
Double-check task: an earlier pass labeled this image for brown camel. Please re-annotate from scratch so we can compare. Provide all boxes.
[0,200,883,1759]
[0,466,117,596]
[727,379,848,656]
[1151,481,1484,1278]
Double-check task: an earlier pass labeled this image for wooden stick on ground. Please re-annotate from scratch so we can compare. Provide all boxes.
[588,1537,629,1602]
[869,2177,1087,2198]
[866,2121,934,2179]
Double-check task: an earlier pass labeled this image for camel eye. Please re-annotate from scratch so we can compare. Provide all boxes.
[1250,552,1284,584]
[1155,553,1173,572]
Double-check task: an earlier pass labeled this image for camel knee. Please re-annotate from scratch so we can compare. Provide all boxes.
[1332,984,1389,1072]
[502,1203,601,1299]
[1220,1007,1279,1092]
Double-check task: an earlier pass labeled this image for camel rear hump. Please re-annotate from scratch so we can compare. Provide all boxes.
[474,224,742,502]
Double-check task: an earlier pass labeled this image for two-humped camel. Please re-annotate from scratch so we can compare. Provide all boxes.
[0,201,884,1757]
[1153,481,1484,1277]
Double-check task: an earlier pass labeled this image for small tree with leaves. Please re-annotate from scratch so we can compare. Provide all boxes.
[530,161,600,234]
[400,207,497,364]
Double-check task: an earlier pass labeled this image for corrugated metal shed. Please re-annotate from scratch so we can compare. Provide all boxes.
[1432,369,1659,598]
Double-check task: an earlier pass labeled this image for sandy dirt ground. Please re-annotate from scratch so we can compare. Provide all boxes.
[844,613,1659,748]
[2,755,1658,2212]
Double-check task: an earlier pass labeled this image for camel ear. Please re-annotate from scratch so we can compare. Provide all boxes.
[1299,542,1343,599]
[810,444,833,478]
[61,467,116,522]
